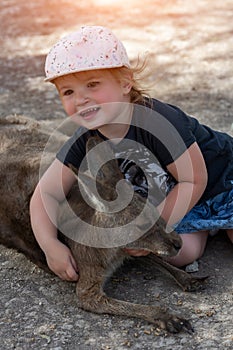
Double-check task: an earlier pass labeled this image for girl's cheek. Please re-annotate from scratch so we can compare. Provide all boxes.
[61,99,75,115]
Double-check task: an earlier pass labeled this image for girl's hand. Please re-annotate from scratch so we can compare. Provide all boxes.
[124,248,150,257]
[45,239,79,281]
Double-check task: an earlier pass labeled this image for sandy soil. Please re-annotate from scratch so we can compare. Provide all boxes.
[0,0,233,349]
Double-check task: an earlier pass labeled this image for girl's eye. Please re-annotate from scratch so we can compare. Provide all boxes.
[87,81,100,88]
[63,89,73,96]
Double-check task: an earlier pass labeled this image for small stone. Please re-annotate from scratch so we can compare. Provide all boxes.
[185,260,199,273]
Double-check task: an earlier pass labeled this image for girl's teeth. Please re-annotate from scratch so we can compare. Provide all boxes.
[80,107,99,116]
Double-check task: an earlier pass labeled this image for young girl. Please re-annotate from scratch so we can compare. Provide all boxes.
[30,25,233,281]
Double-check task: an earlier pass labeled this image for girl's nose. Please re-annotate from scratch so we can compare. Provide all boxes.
[75,89,89,107]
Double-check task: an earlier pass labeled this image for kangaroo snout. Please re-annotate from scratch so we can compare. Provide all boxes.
[169,231,182,251]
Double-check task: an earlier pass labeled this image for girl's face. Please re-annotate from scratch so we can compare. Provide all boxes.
[54,69,132,133]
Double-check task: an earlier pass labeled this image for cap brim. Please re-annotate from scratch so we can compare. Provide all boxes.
[44,63,131,83]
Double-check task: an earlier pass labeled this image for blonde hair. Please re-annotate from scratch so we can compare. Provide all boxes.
[108,58,150,104]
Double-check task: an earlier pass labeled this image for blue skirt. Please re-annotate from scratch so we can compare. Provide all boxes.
[174,188,233,234]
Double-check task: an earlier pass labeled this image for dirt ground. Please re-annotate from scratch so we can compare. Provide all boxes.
[0,0,233,349]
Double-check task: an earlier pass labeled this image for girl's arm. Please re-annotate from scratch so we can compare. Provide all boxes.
[30,159,79,281]
[125,142,207,257]
[157,142,208,227]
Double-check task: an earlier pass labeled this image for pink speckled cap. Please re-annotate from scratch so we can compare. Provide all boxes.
[44,25,130,82]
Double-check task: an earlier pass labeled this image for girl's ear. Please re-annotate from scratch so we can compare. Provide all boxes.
[121,72,133,95]
[122,80,133,95]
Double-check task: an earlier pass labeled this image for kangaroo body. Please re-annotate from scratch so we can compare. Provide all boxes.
[0,115,206,333]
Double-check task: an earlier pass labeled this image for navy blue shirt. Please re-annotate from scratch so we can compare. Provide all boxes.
[57,98,233,204]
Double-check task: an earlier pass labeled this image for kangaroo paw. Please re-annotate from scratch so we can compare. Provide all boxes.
[182,275,209,292]
[155,314,194,334]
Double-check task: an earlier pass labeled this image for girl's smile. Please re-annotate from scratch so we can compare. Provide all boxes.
[78,105,102,122]
[79,106,101,119]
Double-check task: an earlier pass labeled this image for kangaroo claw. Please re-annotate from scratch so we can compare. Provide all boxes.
[156,315,194,334]
[167,317,194,334]
[183,275,209,292]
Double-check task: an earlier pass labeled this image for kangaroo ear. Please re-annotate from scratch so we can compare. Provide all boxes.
[77,170,107,212]
[68,163,106,211]
[77,168,134,214]
[69,136,127,211]
[85,136,119,181]
[68,136,117,179]
[86,135,105,152]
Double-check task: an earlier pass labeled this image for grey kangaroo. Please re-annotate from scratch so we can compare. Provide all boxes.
[0,115,206,333]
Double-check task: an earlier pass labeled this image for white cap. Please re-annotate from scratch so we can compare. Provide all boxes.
[45,25,130,82]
